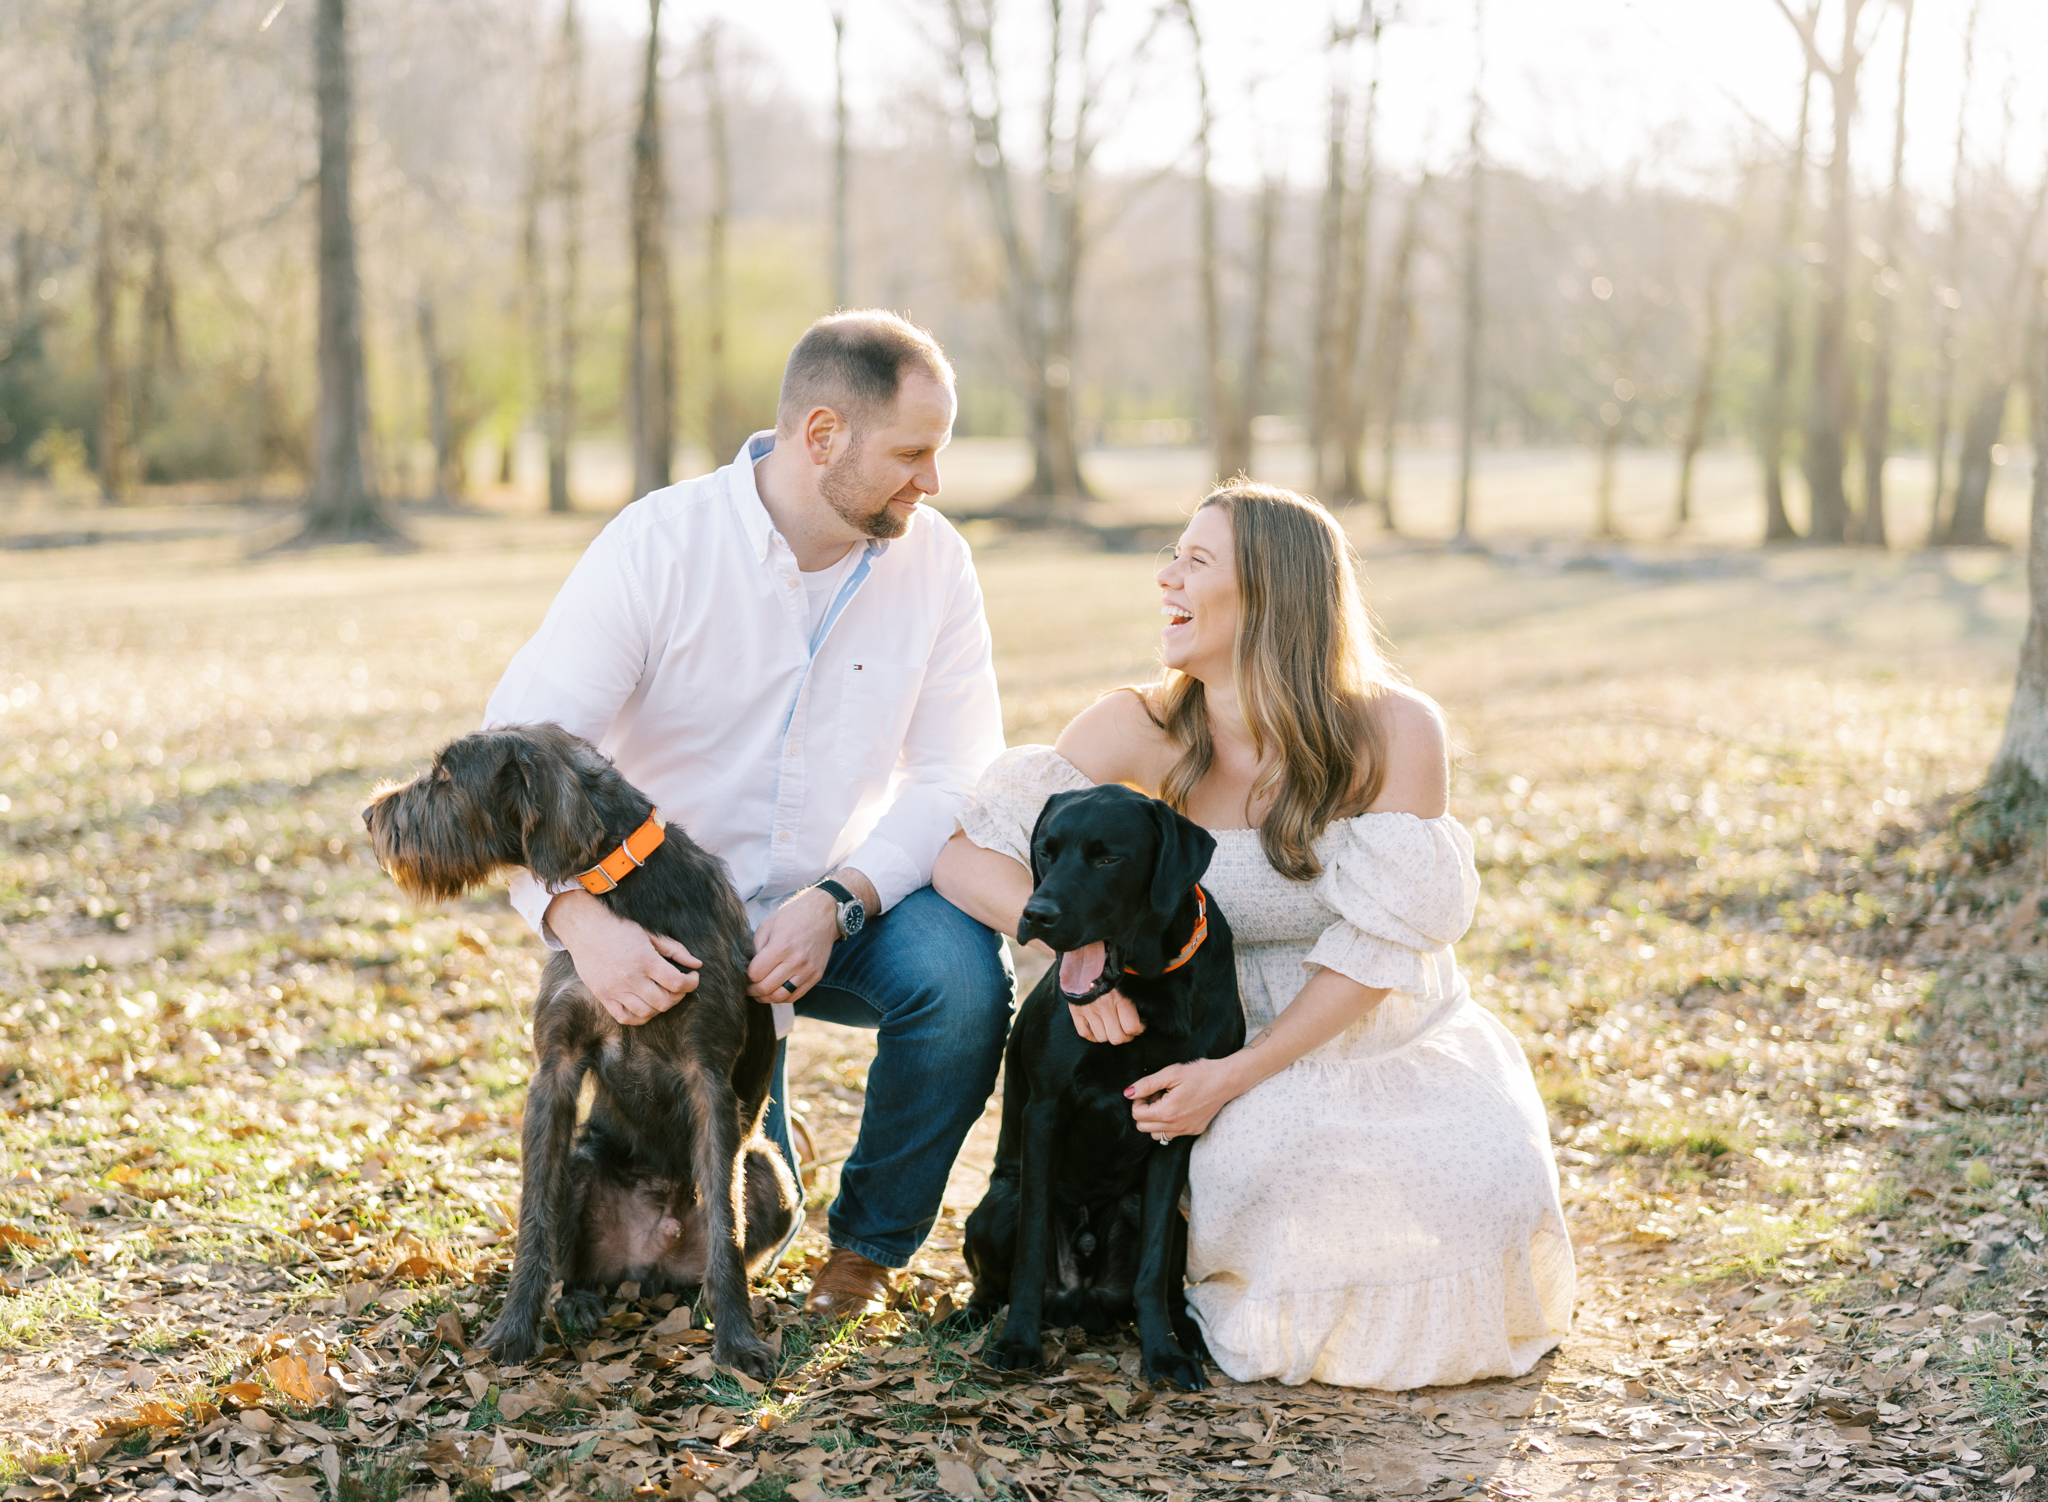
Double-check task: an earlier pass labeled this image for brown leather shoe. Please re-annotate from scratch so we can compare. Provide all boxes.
[804,1247,895,1319]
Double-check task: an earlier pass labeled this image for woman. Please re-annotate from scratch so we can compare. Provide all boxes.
[932,483,1574,1390]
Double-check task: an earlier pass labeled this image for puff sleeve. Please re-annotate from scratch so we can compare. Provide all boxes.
[1304,814,1481,995]
[956,745,1097,865]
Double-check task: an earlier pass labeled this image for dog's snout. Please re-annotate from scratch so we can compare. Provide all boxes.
[1020,898,1061,932]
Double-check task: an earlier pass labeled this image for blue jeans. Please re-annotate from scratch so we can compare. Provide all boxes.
[764,886,1014,1269]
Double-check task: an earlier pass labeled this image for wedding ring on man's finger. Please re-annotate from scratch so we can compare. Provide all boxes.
[782,978,798,995]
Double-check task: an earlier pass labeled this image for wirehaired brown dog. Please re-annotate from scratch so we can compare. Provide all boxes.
[362,723,796,1376]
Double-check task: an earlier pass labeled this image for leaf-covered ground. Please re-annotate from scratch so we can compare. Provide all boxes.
[0,498,2045,1502]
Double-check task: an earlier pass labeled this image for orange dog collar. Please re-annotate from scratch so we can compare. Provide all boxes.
[1126,887,1208,976]
[576,809,666,895]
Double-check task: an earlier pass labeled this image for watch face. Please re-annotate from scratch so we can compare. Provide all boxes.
[841,901,866,937]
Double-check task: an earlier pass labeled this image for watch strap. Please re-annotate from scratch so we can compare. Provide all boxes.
[816,879,858,908]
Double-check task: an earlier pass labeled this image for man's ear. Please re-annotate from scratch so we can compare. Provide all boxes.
[1147,799,1216,920]
[804,404,848,464]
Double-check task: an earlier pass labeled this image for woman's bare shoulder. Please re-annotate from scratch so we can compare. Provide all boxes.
[1055,684,1177,790]
[1364,687,1449,817]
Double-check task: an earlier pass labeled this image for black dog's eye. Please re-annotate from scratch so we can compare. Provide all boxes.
[1094,855,1119,868]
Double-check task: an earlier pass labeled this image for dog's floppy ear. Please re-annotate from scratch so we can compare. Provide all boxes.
[1147,798,1216,920]
[1027,790,1072,886]
[507,732,606,881]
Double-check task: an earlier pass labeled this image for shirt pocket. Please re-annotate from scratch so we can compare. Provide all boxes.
[835,659,925,785]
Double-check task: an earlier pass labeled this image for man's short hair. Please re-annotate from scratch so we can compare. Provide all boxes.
[775,311,955,439]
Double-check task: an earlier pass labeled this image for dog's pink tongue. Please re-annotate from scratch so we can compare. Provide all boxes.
[1059,942,1107,996]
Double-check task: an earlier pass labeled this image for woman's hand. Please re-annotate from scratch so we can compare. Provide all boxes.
[1126,1057,1241,1141]
[1069,988,1146,1045]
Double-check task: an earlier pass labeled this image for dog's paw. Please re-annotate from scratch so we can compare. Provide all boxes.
[479,1314,541,1366]
[712,1334,777,1384]
[551,1289,607,1339]
[1141,1343,1208,1393]
[983,1331,1046,1373]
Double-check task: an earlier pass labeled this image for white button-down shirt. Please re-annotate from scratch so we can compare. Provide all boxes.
[484,433,1005,955]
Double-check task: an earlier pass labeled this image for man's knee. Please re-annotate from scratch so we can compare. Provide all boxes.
[875,887,1013,1029]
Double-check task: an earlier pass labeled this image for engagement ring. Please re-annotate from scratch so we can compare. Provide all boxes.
[1155,1133,1170,1144]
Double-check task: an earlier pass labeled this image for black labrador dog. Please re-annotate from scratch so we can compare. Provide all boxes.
[964,783,1244,1390]
[363,723,797,1376]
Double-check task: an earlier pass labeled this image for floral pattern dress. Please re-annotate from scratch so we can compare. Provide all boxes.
[960,746,1575,1389]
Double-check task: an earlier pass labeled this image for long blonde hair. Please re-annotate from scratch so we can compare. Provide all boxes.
[1153,483,1392,880]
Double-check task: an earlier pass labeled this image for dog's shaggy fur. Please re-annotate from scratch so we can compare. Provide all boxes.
[363,723,796,1375]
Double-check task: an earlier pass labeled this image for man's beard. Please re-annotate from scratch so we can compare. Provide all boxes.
[819,437,910,540]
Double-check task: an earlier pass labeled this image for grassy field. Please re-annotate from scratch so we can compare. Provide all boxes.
[0,471,2045,1502]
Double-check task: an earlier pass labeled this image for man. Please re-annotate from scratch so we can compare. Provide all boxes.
[483,311,1011,1317]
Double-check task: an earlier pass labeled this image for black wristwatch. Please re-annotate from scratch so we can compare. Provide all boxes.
[816,878,866,941]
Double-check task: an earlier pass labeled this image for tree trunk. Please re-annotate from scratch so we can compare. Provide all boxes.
[627,0,677,500]
[1453,12,1483,547]
[1989,297,2048,781]
[704,24,744,461]
[1366,175,1426,532]
[1940,169,2048,547]
[1928,1,1980,545]
[302,0,395,543]
[416,296,461,501]
[545,0,583,513]
[1309,38,1351,501]
[1800,0,1867,546]
[1945,384,2008,546]
[1188,0,1228,481]
[1856,0,1911,547]
[85,0,136,503]
[1233,181,1281,482]
[1761,56,1813,543]
[831,4,850,309]
[1594,407,1624,541]
[945,0,1098,520]
[1674,257,1724,531]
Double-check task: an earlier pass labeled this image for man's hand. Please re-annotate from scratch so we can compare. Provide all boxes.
[1069,988,1146,1045]
[547,889,700,1026]
[748,888,839,1003]
[1126,1057,1239,1141]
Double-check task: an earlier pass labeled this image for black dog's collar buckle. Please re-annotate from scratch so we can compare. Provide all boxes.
[1125,887,1208,977]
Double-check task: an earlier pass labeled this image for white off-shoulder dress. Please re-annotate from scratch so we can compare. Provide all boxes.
[961,746,1575,1390]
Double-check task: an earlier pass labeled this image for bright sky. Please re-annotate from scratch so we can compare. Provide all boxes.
[596,0,2048,213]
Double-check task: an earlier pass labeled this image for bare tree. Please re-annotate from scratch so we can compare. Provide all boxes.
[944,0,1128,519]
[524,0,584,513]
[83,0,137,502]
[1942,171,2048,547]
[1365,173,1429,531]
[1772,0,1880,545]
[416,294,464,501]
[1674,229,1733,532]
[1453,0,1484,545]
[1759,41,1814,543]
[702,23,747,462]
[1856,0,1912,548]
[627,0,677,500]
[1926,0,1980,544]
[1962,277,2048,854]
[831,1,851,309]
[1181,0,1278,483]
[1309,2,1380,506]
[300,0,396,543]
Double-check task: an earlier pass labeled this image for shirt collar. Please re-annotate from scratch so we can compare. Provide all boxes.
[730,431,779,563]
[728,429,899,566]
